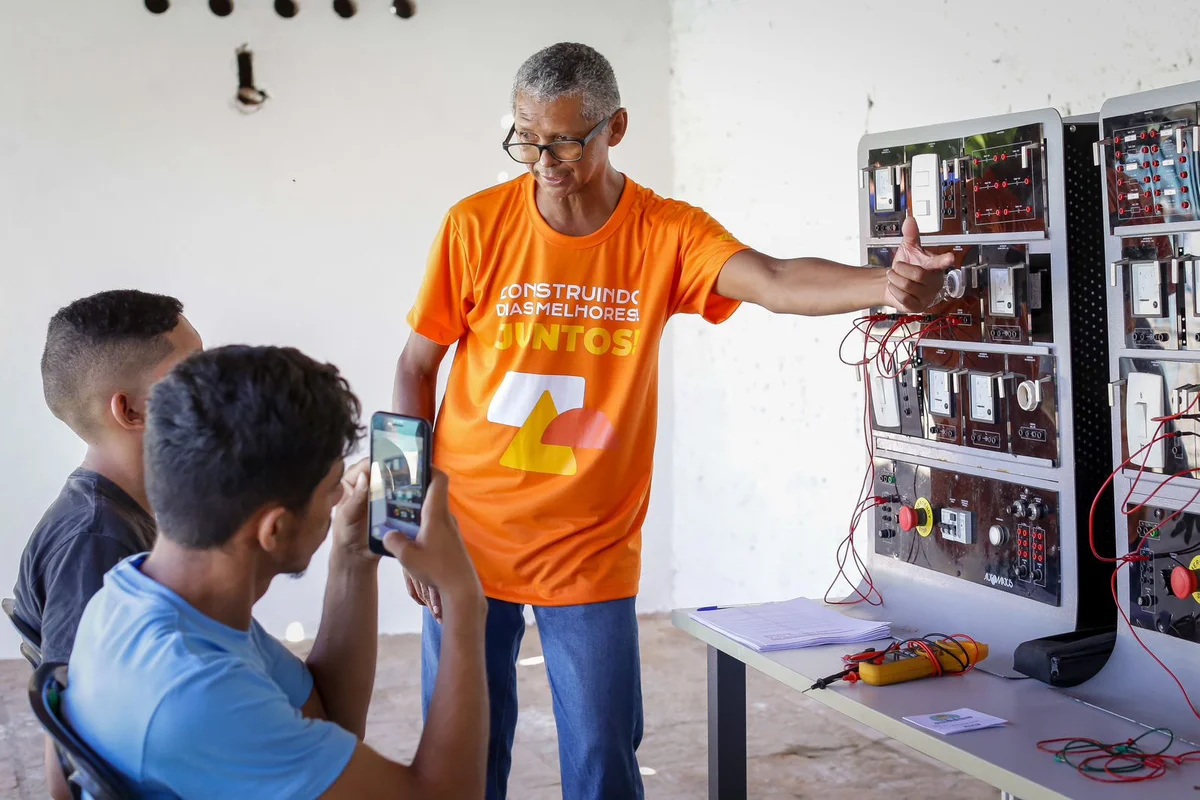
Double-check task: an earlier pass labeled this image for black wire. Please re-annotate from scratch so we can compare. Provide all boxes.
[887,636,971,673]
[918,633,972,672]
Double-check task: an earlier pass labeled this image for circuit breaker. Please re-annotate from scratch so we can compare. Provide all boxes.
[858,109,1111,672]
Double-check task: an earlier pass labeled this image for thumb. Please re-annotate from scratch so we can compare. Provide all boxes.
[384,531,420,565]
[338,458,370,507]
[930,252,956,271]
[900,215,920,247]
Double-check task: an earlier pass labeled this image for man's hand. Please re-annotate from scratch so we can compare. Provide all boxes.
[331,458,377,566]
[885,216,955,312]
[405,573,443,622]
[385,470,483,619]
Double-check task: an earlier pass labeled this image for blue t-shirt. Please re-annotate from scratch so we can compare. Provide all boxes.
[64,554,357,799]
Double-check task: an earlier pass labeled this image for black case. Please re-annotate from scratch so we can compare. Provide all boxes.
[1013,626,1116,687]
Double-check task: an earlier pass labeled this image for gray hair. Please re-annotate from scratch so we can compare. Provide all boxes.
[510,42,621,123]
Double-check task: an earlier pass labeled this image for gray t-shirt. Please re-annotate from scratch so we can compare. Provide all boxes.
[13,469,155,663]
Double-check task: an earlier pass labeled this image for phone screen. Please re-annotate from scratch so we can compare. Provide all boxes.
[368,412,430,555]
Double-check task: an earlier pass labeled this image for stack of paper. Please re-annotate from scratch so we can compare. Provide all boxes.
[688,597,890,652]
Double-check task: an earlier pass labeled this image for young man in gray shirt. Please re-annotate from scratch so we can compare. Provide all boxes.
[13,289,202,798]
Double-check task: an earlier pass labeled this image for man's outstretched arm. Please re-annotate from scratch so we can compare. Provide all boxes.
[715,216,952,315]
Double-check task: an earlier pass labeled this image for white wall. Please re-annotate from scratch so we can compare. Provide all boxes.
[16,0,1200,662]
[0,0,673,658]
[667,0,1200,607]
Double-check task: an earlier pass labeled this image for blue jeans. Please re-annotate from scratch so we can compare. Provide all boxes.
[421,597,644,800]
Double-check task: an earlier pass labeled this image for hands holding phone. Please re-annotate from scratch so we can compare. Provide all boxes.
[383,469,483,621]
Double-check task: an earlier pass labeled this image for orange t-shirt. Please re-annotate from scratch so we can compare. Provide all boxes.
[407,173,749,605]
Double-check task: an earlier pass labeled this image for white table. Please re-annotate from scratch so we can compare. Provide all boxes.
[672,608,1199,800]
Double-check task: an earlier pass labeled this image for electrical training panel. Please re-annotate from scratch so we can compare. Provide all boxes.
[1067,81,1200,739]
[856,110,1112,672]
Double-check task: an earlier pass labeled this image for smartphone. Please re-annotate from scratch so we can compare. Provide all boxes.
[368,412,432,557]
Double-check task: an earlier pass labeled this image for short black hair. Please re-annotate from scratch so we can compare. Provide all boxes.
[145,345,363,549]
[41,290,184,437]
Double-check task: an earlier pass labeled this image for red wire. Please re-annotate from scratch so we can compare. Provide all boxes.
[1074,391,1200,742]
[827,312,957,607]
[1125,469,1200,520]
[1124,392,1200,506]
[1087,432,1182,563]
[910,640,942,677]
[1110,565,1200,720]
[826,316,896,606]
[940,633,980,676]
[1036,733,1200,784]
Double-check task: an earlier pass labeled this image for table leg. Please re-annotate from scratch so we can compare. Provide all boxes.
[707,645,747,800]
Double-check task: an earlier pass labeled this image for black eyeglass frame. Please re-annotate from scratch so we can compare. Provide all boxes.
[501,113,617,164]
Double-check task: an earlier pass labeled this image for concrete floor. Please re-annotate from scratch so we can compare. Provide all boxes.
[0,615,994,799]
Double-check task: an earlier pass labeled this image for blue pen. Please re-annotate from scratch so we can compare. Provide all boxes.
[696,605,723,612]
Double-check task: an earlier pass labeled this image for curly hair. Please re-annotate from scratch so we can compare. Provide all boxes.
[145,345,363,548]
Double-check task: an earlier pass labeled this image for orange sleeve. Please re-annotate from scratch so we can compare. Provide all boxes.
[671,206,752,324]
[406,213,474,345]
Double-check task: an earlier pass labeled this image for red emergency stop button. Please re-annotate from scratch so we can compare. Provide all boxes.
[1171,566,1199,599]
[899,506,924,532]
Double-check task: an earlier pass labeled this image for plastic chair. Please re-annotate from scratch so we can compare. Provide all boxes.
[2,597,41,667]
[28,662,134,800]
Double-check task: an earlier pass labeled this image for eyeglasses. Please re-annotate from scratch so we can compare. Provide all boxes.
[502,114,614,164]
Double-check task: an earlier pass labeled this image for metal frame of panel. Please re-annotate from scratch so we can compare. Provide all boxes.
[1067,80,1200,743]
[853,109,1112,675]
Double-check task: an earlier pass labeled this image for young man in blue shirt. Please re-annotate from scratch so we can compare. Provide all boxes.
[64,345,488,798]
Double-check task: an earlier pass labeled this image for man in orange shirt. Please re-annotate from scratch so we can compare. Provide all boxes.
[393,42,949,799]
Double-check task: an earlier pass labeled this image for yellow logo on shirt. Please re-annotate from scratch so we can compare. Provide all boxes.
[487,372,615,475]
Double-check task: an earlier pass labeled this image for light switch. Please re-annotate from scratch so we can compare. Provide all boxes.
[988,267,1016,317]
[910,153,942,234]
[969,373,996,423]
[1131,261,1164,317]
[928,368,953,416]
[1125,371,1165,469]
[875,167,895,212]
[871,375,901,428]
